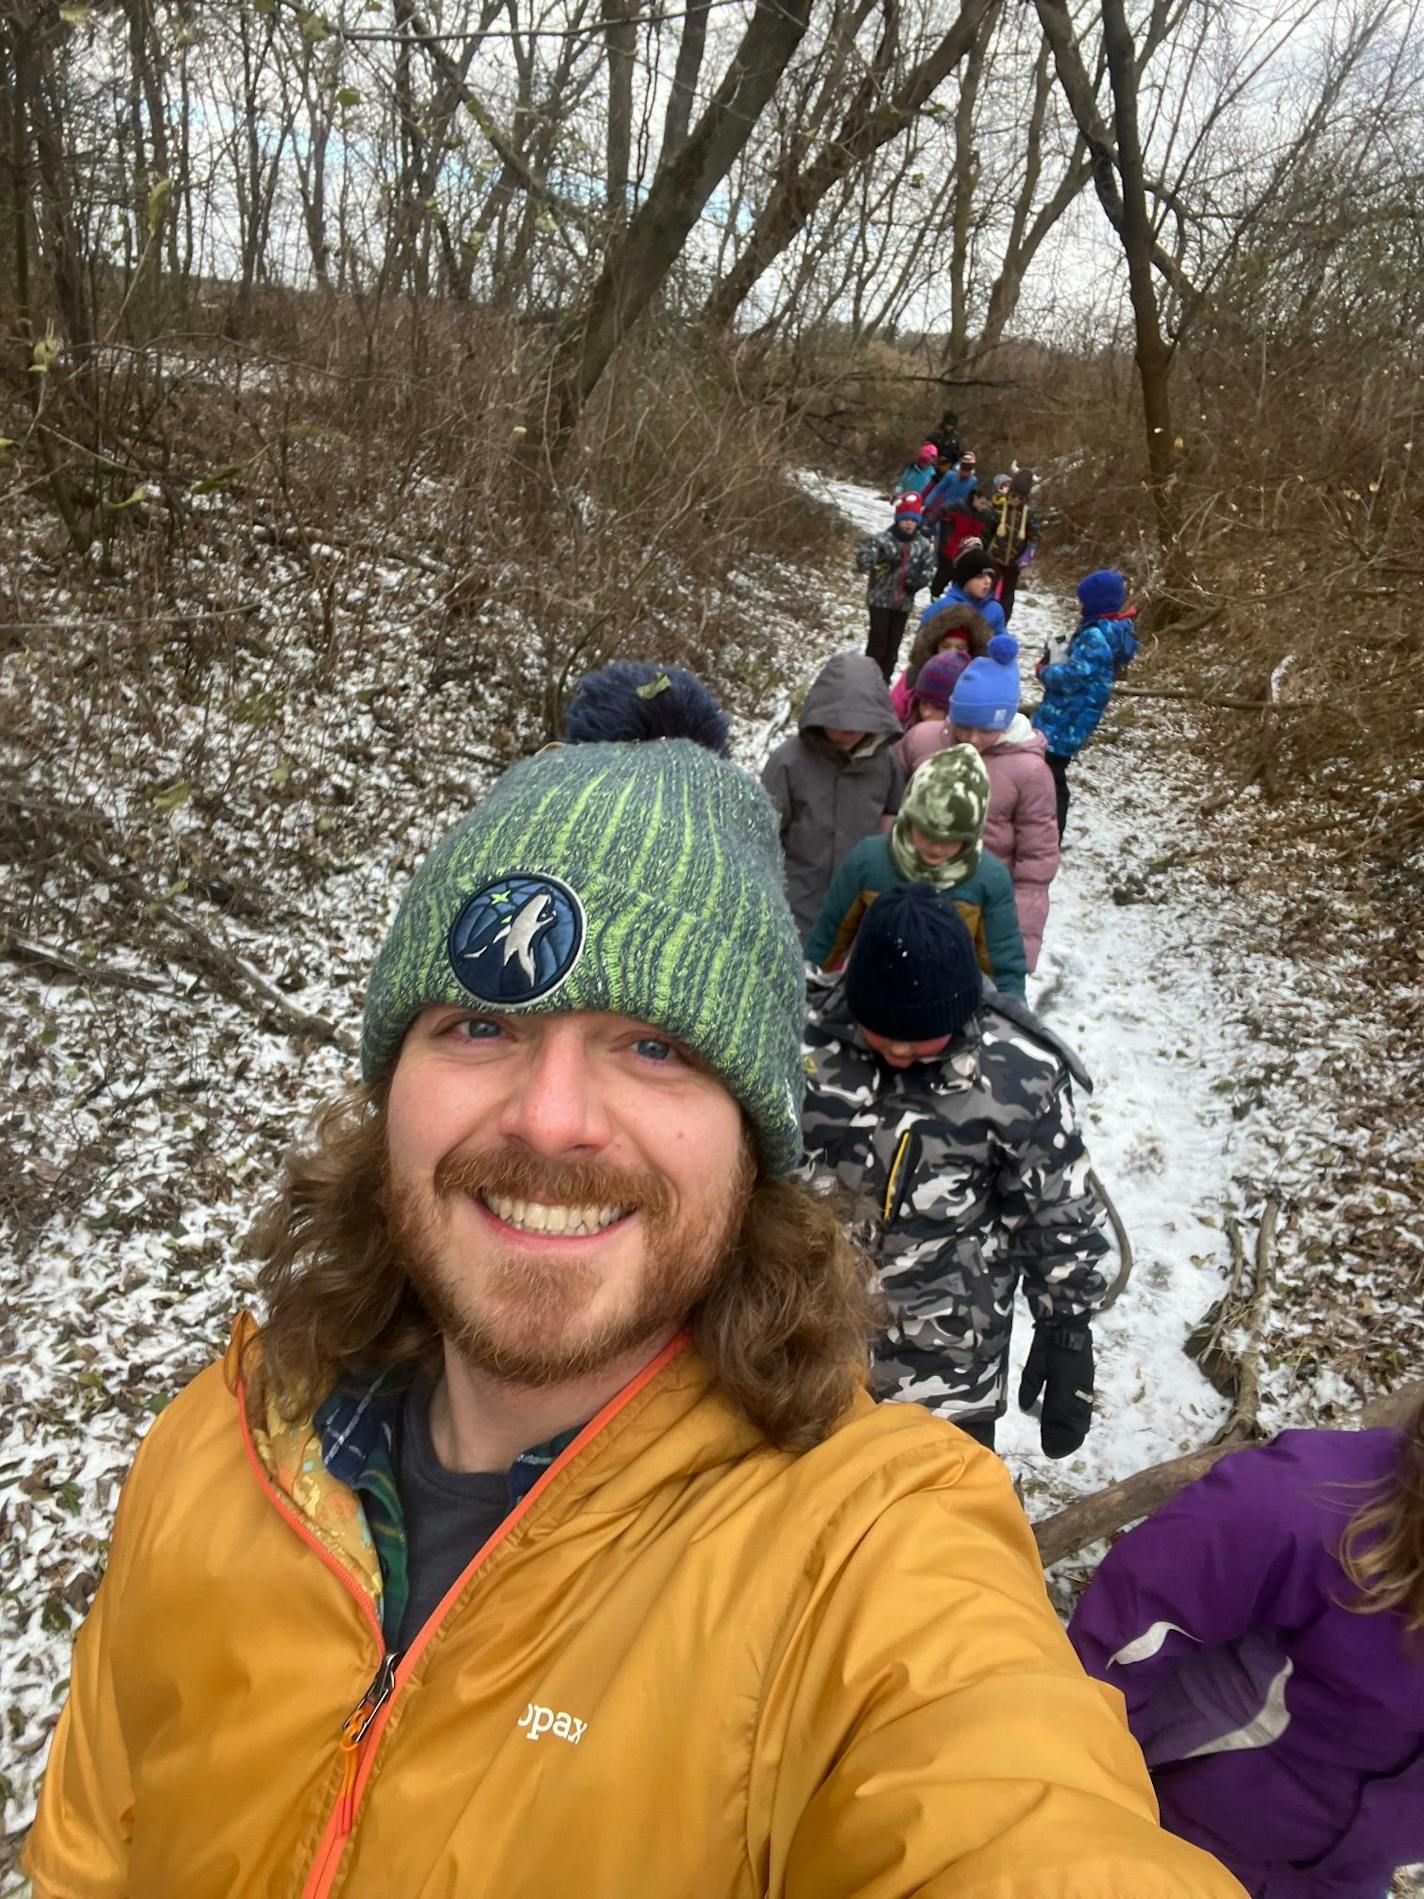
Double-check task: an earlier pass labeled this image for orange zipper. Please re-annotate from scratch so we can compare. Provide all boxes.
[235,1332,690,1899]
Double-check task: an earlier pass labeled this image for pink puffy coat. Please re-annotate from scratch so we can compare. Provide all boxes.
[897,714,1060,969]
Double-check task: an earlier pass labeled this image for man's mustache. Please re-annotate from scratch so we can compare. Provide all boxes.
[432,1147,673,1224]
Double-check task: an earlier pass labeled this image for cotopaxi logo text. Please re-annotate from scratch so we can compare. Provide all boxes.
[517,1701,588,1745]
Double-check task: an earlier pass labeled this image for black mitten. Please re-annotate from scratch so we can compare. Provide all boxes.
[1018,1322,1094,1459]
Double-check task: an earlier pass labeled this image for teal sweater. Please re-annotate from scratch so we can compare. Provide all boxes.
[804,833,1028,999]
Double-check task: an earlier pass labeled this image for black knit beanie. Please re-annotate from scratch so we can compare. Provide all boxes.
[952,546,997,589]
[845,886,983,1044]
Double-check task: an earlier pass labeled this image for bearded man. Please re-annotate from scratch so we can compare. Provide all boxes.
[27,737,1243,1898]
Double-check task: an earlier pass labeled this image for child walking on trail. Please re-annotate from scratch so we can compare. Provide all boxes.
[855,493,937,681]
[893,651,972,741]
[803,743,1028,999]
[898,635,1060,972]
[1033,568,1139,840]
[1070,1396,1424,1899]
[921,547,1008,640]
[889,602,992,724]
[923,450,988,595]
[761,650,904,938]
[893,443,939,497]
[988,469,1043,625]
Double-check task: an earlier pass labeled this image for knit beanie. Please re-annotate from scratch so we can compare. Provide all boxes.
[916,442,937,464]
[361,740,806,1175]
[889,743,990,888]
[911,650,972,713]
[1077,568,1128,618]
[845,886,982,1045]
[952,546,996,590]
[564,661,730,757]
[893,493,924,526]
[949,633,1021,732]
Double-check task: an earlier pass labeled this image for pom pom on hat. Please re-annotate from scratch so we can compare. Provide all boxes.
[1077,568,1128,618]
[564,660,731,757]
[949,634,1021,732]
[845,885,982,1045]
[894,492,924,523]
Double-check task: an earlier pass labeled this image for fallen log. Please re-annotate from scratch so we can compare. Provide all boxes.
[1033,1377,1424,1567]
[1116,685,1319,713]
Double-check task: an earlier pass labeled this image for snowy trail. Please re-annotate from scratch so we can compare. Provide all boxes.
[775,472,1233,1521]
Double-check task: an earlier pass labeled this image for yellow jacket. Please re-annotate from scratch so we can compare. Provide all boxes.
[28,1320,1243,1899]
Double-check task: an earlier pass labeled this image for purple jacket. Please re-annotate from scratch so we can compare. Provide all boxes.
[1070,1429,1424,1898]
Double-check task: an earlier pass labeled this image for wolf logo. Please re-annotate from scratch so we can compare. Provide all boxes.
[447,872,587,1005]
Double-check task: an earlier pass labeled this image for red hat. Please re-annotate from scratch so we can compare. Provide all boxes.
[894,493,924,522]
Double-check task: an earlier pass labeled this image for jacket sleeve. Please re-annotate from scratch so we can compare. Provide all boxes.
[1007,761,1060,968]
[854,534,883,574]
[762,1445,1247,1899]
[1040,626,1112,694]
[1069,1439,1337,1718]
[24,1442,150,1896]
[759,753,793,847]
[995,1078,1109,1324]
[882,754,905,820]
[980,857,1028,999]
[804,844,865,966]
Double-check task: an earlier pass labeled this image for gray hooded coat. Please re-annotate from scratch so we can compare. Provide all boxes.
[761,651,905,936]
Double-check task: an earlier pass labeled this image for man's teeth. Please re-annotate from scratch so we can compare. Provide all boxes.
[482,1194,629,1236]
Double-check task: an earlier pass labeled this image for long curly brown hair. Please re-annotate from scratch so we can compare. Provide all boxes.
[1341,1391,1424,1631]
[902,603,993,686]
[246,1085,881,1452]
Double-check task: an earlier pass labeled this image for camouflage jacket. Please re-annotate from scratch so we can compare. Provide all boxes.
[802,980,1109,1423]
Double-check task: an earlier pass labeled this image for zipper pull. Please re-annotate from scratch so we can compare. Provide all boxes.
[337,1653,398,1835]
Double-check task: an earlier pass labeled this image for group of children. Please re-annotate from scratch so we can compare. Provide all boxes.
[560,600,1424,1897]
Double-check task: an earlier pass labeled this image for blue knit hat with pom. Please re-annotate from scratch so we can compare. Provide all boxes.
[564,661,730,757]
[1077,569,1128,619]
[949,633,1020,732]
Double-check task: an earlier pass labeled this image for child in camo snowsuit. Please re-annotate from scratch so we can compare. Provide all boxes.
[801,886,1109,1452]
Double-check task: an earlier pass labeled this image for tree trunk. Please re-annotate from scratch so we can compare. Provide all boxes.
[661,0,710,159]
[601,0,635,223]
[529,0,816,466]
[703,0,996,334]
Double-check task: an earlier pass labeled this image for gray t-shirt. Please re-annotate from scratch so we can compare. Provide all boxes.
[394,1379,511,1653]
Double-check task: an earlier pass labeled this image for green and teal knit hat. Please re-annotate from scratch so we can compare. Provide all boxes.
[890,743,990,889]
[361,739,807,1175]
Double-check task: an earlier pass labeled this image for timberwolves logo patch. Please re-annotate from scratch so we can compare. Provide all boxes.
[447,873,587,1005]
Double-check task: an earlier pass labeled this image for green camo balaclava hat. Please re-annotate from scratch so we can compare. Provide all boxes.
[890,742,990,889]
[361,739,807,1176]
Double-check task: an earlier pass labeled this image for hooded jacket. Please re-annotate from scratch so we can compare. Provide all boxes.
[1070,1428,1423,1899]
[761,652,904,935]
[801,982,1109,1421]
[803,830,1027,997]
[895,716,1060,969]
[26,1319,1244,1899]
[854,524,937,611]
[1033,613,1140,760]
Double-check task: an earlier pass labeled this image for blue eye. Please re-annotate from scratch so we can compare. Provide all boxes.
[634,1036,676,1063]
[455,1017,501,1040]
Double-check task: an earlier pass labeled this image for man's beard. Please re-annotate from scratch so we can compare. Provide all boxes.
[383,1142,754,1388]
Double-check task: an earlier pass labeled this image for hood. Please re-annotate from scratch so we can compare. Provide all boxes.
[798,650,902,743]
[993,713,1045,754]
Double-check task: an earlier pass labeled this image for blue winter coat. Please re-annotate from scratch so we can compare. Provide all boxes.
[922,469,977,522]
[1032,615,1139,760]
[919,586,1007,639]
[894,463,937,496]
